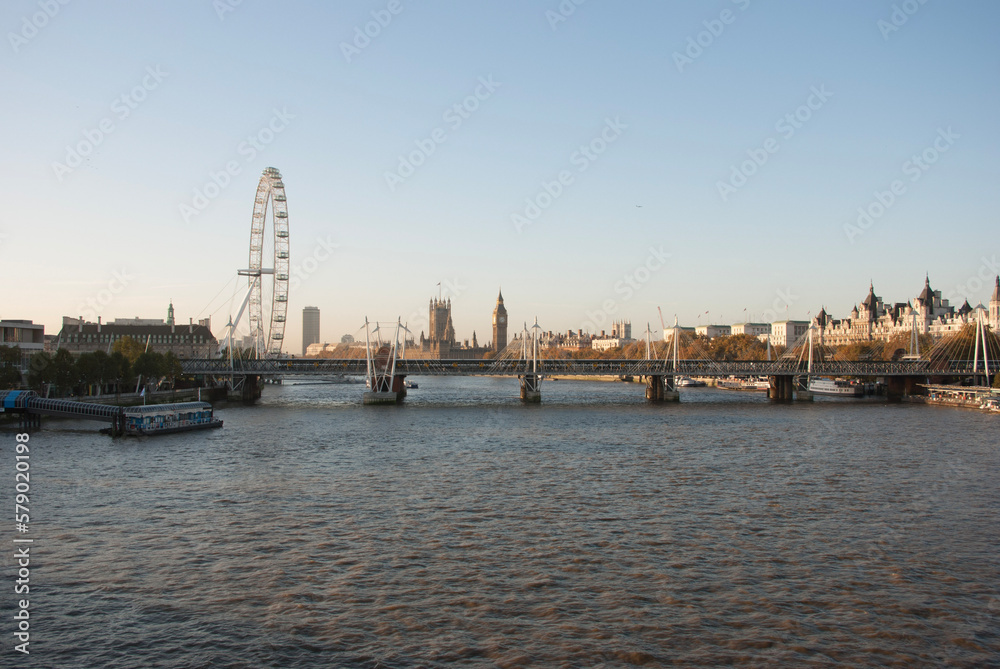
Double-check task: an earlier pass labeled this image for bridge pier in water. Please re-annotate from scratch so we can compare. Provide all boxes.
[361,318,408,405]
[363,375,406,405]
[768,375,794,402]
[885,376,924,400]
[768,375,815,401]
[645,375,679,402]
[18,412,41,431]
[519,374,541,403]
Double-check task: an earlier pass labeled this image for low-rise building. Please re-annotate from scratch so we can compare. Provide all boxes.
[56,308,216,359]
[662,326,696,341]
[592,336,635,352]
[695,324,731,339]
[0,320,45,371]
[534,330,593,351]
[731,322,770,338]
[770,320,810,347]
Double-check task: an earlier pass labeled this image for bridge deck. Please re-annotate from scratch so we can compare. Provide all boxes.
[180,358,983,377]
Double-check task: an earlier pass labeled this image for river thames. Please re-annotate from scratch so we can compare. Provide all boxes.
[3,378,998,667]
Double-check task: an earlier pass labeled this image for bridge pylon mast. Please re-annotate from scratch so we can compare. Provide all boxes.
[648,316,680,402]
[973,310,991,385]
[518,319,542,403]
[362,319,407,405]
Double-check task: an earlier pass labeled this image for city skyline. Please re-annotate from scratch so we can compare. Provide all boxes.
[15,270,1000,353]
[2,2,998,350]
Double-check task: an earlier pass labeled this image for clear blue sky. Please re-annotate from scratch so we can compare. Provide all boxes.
[2,0,998,348]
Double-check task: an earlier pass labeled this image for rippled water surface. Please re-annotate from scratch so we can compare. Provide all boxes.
[3,378,999,667]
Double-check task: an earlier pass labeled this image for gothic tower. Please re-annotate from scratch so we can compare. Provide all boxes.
[427,298,456,357]
[492,289,508,352]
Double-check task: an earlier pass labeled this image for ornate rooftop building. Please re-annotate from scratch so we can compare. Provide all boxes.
[814,275,997,346]
[414,295,491,360]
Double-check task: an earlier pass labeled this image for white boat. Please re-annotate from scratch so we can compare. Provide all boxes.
[717,376,768,391]
[675,376,706,387]
[809,377,863,396]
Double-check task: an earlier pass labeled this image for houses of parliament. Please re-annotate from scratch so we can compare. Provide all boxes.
[412,290,508,360]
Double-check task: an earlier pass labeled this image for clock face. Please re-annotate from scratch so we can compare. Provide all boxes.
[499,316,506,324]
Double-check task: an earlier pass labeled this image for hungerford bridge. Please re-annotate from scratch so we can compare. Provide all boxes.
[183,318,997,405]
[191,167,995,405]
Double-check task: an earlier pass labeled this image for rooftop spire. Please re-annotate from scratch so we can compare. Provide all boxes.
[918,274,935,303]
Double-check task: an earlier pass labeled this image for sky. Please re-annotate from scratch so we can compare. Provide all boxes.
[2,0,999,351]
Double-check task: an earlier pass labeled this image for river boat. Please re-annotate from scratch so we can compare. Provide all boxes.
[717,376,768,391]
[675,376,706,387]
[809,378,864,397]
[117,402,223,436]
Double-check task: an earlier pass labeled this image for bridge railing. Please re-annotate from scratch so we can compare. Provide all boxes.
[180,357,991,377]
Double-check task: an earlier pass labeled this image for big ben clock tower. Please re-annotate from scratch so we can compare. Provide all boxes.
[492,289,508,352]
